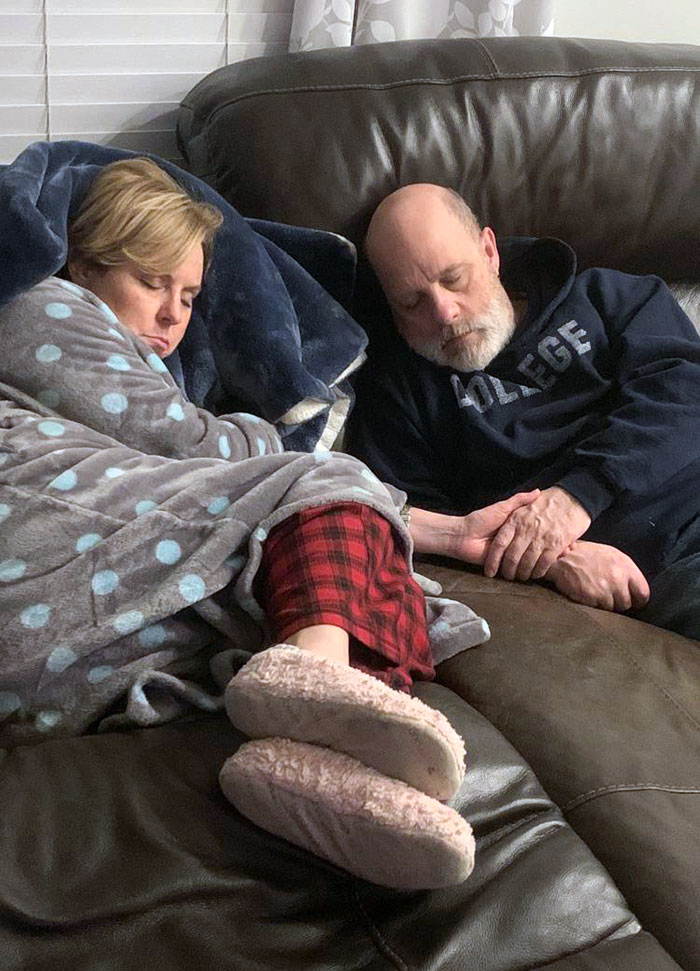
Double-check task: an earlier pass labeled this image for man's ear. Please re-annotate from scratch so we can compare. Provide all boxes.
[479,226,500,275]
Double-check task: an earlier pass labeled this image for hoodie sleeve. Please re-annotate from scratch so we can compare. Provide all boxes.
[554,272,700,519]
[0,278,284,463]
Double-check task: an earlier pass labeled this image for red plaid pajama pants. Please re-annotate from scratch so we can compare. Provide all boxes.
[256,502,435,692]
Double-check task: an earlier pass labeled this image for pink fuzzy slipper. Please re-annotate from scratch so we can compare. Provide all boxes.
[225,644,466,801]
[220,737,475,890]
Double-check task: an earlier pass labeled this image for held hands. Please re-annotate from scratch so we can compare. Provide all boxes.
[451,490,542,564]
[544,541,650,612]
[483,486,592,582]
[415,490,649,615]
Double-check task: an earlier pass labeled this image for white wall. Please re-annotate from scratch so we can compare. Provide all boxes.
[556,0,700,45]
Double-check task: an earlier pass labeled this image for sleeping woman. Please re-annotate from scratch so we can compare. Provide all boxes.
[0,157,537,889]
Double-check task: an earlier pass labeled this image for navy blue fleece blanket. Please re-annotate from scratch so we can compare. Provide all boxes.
[0,140,365,451]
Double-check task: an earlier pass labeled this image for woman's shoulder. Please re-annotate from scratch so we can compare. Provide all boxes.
[7,275,89,313]
[8,276,124,331]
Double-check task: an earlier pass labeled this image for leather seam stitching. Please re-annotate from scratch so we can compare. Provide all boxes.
[188,64,700,136]
[564,783,700,813]
[472,39,498,75]
[351,884,411,971]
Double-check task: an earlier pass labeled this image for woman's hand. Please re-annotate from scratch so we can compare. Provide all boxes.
[451,491,542,564]
[410,491,540,564]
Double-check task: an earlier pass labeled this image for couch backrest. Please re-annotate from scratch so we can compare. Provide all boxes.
[178,36,700,282]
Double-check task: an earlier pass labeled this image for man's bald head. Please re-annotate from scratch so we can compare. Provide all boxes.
[365,184,482,269]
[363,183,515,372]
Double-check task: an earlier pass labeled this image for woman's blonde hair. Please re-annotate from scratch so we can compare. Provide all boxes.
[68,157,223,274]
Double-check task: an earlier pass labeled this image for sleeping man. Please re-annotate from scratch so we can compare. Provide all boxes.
[347,183,700,640]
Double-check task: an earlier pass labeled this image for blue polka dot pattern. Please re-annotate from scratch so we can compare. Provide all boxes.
[113,610,144,635]
[147,353,168,374]
[108,327,125,341]
[253,526,267,543]
[256,436,266,456]
[166,402,185,422]
[0,558,27,581]
[104,467,125,479]
[208,496,230,516]
[35,711,62,731]
[0,692,22,716]
[44,302,72,319]
[20,603,51,628]
[101,392,128,415]
[37,420,65,438]
[179,573,205,603]
[350,487,374,498]
[239,413,261,423]
[156,540,181,565]
[91,570,119,595]
[138,624,167,648]
[35,344,62,363]
[37,389,61,408]
[46,646,77,673]
[314,450,332,462]
[49,470,77,491]
[88,665,113,684]
[0,505,12,522]
[135,500,157,516]
[107,354,131,372]
[218,435,231,459]
[76,533,102,553]
[98,302,119,324]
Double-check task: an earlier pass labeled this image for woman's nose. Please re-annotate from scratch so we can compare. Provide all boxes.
[157,292,182,326]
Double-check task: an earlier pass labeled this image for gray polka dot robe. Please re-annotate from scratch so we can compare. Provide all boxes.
[0,279,488,746]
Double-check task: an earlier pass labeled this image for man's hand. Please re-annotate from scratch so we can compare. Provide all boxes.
[483,486,592,582]
[545,541,650,612]
[451,490,541,564]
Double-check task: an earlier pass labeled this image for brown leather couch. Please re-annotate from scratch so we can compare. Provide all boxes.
[1,38,698,971]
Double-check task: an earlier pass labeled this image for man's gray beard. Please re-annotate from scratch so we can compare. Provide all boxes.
[401,280,516,372]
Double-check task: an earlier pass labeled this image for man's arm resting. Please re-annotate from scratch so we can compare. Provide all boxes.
[544,541,650,612]
[409,497,650,615]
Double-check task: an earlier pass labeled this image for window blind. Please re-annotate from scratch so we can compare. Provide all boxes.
[0,0,293,165]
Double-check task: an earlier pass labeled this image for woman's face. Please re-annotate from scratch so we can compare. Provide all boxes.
[69,243,204,358]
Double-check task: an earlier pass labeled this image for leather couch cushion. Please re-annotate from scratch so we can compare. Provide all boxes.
[0,685,676,970]
[424,561,700,971]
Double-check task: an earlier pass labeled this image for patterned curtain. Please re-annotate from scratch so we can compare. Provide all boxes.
[289,0,555,52]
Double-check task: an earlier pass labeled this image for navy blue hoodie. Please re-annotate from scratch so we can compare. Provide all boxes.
[347,238,700,576]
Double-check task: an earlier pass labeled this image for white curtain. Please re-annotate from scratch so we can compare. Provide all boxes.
[289,0,554,51]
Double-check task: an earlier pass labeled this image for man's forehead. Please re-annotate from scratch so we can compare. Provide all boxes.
[379,235,479,298]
